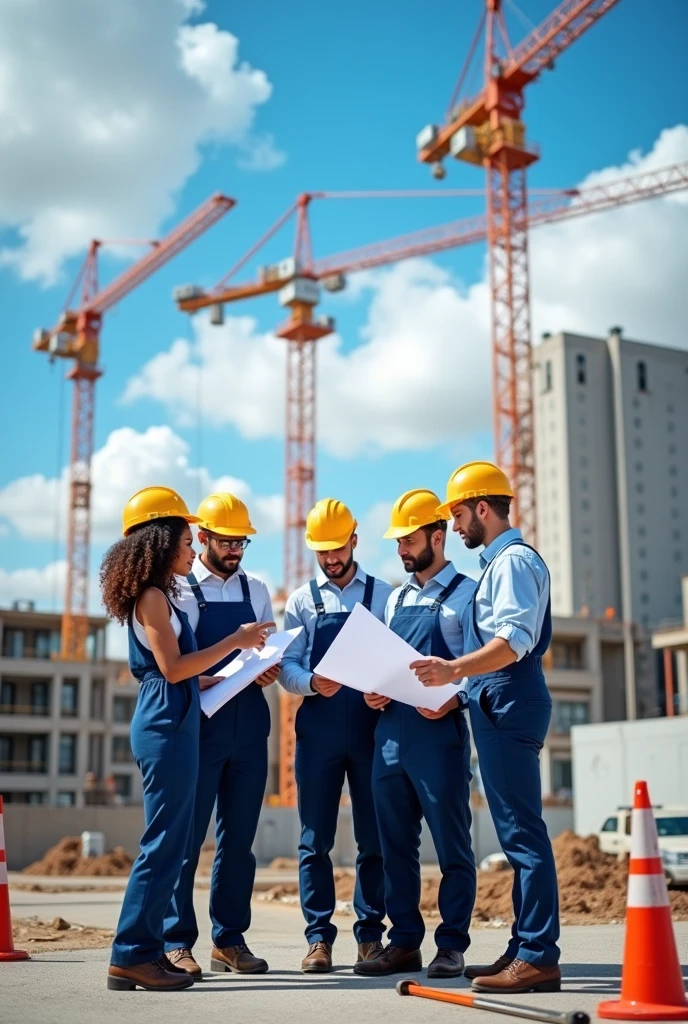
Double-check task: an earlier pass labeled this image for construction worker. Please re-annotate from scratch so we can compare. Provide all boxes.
[163,493,278,978]
[354,489,476,979]
[412,462,561,994]
[102,487,272,991]
[280,499,392,973]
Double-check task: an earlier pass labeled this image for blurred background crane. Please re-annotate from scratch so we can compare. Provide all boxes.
[33,193,235,661]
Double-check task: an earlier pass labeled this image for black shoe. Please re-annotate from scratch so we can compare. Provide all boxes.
[427,949,465,978]
[353,944,422,977]
[464,953,513,980]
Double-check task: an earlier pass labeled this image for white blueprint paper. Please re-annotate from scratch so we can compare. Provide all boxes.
[312,603,458,712]
[200,627,302,718]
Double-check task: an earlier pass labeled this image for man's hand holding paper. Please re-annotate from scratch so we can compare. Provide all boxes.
[312,603,458,712]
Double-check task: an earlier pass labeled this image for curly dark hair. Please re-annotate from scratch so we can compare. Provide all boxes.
[100,517,189,624]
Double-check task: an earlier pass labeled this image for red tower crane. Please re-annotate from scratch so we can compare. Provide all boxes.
[33,193,235,660]
[174,161,687,804]
[416,0,623,540]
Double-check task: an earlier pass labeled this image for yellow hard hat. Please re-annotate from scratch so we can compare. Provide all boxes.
[122,486,200,537]
[383,489,448,539]
[305,498,357,551]
[196,492,256,536]
[436,461,514,516]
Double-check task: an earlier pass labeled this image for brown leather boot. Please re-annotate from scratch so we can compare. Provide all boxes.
[357,940,384,962]
[107,958,195,991]
[301,941,333,973]
[463,953,514,979]
[210,944,269,974]
[353,944,422,976]
[471,959,561,993]
[165,947,203,978]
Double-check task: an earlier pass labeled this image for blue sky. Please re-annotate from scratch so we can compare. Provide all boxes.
[0,0,687,621]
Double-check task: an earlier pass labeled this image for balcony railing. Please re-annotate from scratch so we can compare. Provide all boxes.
[0,703,51,716]
[0,759,48,773]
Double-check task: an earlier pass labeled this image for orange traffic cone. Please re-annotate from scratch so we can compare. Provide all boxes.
[598,780,688,1020]
[0,795,29,961]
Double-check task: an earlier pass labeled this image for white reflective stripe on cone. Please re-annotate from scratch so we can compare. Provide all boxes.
[0,813,5,852]
[630,808,660,858]
[0,861,7,885]
[627,873,670,908]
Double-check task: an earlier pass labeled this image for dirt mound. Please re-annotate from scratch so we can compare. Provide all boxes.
[22,837,133,877]
[13,916,113,951]
[269,857,299,871]
[257,829,688,926]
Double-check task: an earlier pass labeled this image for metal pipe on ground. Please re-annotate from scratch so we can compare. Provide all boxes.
[396,979,590,1024]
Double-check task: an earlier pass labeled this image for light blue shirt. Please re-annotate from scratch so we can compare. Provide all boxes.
[384,561,476,659]
[280,565,393,697]
[472,528,550,662]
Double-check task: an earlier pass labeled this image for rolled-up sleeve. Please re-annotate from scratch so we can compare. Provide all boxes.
[490,555,543,661]
[279,597,315,697]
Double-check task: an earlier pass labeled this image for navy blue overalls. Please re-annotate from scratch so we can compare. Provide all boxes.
[463,539,560,967]
[111,598,200,967]
[295,575,386,946]
[372,574,476,953]
[164,572,270,951]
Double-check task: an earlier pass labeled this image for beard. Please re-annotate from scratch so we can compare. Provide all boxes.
[401,538,435,574]
[462,510,486,549]
[321,551,354,579]
[205,545,242,577]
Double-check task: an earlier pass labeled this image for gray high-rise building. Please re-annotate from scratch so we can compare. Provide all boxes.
[534,328,688,631]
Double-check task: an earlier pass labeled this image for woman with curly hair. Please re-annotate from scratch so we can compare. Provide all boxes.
[102,486,274,992]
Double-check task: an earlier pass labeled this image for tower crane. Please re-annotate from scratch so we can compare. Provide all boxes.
[174,160,687,805]
[416,0,623,540]
[33,193,235,660]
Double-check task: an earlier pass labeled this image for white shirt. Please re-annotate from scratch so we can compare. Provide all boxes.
[131,600,182,651]
[472,528,550,661]
[173,556,274,633]
[384,561,476,659]
[280,564,393,697]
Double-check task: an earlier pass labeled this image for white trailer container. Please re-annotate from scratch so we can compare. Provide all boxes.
[571,717,688,837]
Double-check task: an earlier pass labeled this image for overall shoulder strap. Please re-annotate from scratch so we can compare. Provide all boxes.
[239,573,251,602]
[394,582,413,613]
[186,572,207,614]
[309,579,326,616]
[430,572,465,611]
[362,574,375,610]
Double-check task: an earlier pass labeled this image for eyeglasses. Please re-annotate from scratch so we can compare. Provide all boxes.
[207,535,251,552]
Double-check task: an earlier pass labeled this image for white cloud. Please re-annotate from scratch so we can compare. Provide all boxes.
[122,125,688,457]
[0,0,283,284]
[0,561,66,610]
[0,424,283,542]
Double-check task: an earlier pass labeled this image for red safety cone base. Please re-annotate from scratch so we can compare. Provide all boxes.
[0,948,29,962]
[598,997,688,1021]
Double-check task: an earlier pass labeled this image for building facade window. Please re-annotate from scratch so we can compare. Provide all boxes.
[58,734,77,775]
[0,681,15,713]
[113,774,132,800]
[549,640,585,670]
[90,679,105,721]
[544,360,553,392]
[637,361,648,391]
[28,735,48,772]
[112,736,133,764]
[554,700,590,733]
[552,758,573,796]
[576,353,587,384]
[31,681,50,715]
[60,679,79,718]
[2,629,24,658]
[112,696,136,724]
[56,792,76,807]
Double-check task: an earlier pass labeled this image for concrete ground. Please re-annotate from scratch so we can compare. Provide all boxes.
[3,883,688,1024]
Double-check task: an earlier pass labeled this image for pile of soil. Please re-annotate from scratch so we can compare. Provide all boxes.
[259,831,688,926]
[22,837,133,877]
[12,916,114,952]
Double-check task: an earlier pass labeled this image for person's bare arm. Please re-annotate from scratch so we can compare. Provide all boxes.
[138,588,275,683]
